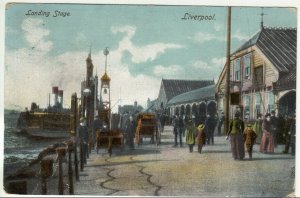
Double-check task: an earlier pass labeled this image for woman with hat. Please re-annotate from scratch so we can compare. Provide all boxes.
[227,111,245,160]
[196,124,206,153]
[185,119,196,152]
[259,113,275,153]
[253,113,263,144]
[243,123,257,160]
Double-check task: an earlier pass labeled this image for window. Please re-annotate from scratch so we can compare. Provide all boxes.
[268,92,275,111]
[254,66,263,85]
[244,54,251,79]
[255,93,261,115]
[234,59,241,81]
[244,95,250,114]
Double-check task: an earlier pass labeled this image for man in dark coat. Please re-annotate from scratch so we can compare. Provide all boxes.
[92,115,103,149]
[270,110,278,147]
[205,114,217,145]
[160,113,166,133]
[125,115,136,149]
[282,115,294,154]
[290,114,296,156]
[178,115,185,147]
[172,115,180,147]
[78,117,89,164]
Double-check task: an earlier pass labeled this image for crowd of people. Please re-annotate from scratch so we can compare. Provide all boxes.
[170,110,296,160]
[76,109,296,161]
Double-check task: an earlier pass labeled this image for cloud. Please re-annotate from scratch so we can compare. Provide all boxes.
[232,29,249,41]
[153,65,183,78]
[5,20,162,111]
[214,23,223,31]
[111,25,183,64]
[21,18,53,52]
[189,32,225,43]
[191,28,250,43]
[211,57,226,68]
[192,60,210,70]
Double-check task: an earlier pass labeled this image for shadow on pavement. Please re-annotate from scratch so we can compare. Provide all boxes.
[85,158,177,167]
[118,148,161,155]
[250,157,295,161]
[203,150,232,153]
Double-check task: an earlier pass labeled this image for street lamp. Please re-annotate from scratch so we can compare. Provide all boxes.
[83,88,91,97]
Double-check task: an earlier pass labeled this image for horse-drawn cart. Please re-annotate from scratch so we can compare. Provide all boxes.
[135,113,160,146]
[96,128,124,156]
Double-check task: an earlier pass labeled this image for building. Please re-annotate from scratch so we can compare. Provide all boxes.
[216,26,296,120]
[118,101,143,115]
[156,79,215,114]
[167,84,216,118]
[80,51,98,128]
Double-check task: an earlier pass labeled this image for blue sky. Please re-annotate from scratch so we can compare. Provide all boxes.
[4,4,296,112]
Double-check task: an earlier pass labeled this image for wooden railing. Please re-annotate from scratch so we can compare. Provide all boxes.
[5,137,87,195]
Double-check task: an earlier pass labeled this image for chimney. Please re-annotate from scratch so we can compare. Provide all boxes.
[58,90,64,108]
[52,86,59,106]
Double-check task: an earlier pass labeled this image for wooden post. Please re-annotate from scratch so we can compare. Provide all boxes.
[67,142,74,195]
[108,136,112,157]
[74,141,79,180]
[56,147,67,195]
[40,158,53,195]
[6,180,27,194]
[80,141,84,171]
[224,6,232,135]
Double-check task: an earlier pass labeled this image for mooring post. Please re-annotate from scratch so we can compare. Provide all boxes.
[56,147,67,195]
[74,140,79,180]
[40,157,54,195]
[67,142,74,195]
[6,180,27,194]
[80,141,84,171]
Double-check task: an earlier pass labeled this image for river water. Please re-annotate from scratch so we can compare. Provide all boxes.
[3,110,67,178]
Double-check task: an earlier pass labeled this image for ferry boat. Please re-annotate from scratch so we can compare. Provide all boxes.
[16,87,71,139]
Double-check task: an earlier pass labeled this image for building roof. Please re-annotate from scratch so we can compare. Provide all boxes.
[162,79,214,101]
[234,27,296,73]
[233,30,261,53]
[274,67,296,91]
[167,84,215,106]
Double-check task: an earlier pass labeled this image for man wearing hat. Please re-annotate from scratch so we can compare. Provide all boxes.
[270,110,278,147]
[78,117,89,164]
[92,114,103,149]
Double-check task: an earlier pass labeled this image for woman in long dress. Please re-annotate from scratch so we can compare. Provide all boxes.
[186,119,196,153]
[259,113,275,153]
[227,112,245,160]
[253,114,263,144]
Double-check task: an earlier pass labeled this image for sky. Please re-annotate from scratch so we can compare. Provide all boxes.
[4,3,297,112]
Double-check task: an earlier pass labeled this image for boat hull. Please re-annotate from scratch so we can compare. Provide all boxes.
[20,127,71,139]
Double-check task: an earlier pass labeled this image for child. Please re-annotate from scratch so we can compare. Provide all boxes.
[196,124,206,153]
[243,124,257,160]
[185,119,196,152]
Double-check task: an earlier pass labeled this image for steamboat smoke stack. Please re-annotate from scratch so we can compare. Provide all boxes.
[52,86,59,106]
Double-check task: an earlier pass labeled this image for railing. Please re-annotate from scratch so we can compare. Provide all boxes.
[5,137,87,195]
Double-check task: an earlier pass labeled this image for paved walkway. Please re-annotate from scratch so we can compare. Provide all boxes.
[74,126,295,197]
